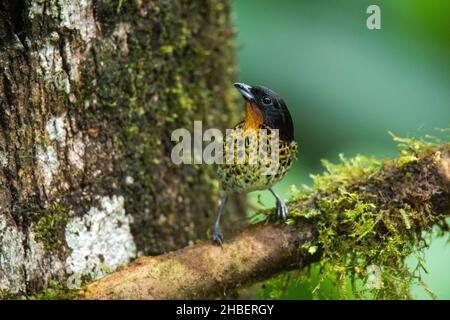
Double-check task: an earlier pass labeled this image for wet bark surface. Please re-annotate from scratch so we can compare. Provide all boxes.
[0,0,239,295]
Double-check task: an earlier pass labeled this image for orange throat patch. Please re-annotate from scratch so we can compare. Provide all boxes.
[243,102,264,130]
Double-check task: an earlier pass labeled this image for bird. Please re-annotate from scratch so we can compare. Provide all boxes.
[213,82,298,244]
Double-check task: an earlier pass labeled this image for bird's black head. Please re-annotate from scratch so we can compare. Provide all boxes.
[234,82,294,141]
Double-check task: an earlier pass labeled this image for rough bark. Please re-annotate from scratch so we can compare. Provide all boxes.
[0,0,240,296]
[83,146,450,300]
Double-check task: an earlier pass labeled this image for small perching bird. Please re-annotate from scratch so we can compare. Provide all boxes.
[213,83,298,244]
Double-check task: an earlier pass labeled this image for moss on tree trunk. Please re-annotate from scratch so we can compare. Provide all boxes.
[0,0,240,296]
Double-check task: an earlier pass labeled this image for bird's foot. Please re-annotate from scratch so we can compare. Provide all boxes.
[212,224,223,245]
[275,198,289,221]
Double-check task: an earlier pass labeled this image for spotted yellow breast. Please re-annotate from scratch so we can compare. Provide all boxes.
[218,122,298,194]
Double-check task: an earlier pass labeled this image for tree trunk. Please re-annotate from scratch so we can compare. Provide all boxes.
[0,0,238,296]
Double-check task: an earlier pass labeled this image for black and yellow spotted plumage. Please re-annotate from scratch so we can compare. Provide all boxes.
[218,121,298,194]
[213,83,298,244]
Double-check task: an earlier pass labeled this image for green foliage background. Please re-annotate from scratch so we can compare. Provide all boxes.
[232,0,450,299]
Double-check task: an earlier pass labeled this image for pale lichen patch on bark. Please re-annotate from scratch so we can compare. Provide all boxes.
[67,137,86,170]
[0,215,26,294]
[62,41,83,84]
[37,115,75,192]
[0,152,8,167]
[59,0,98,42]
[29,0,97,42]
[39,114,86,184]
[46,114,67,145]
[65,195,136,280]
[33,41,71,93]
[36,145,59,192]
[30,1,97,93]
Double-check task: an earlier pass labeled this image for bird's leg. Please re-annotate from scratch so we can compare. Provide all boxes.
[269,187,289,220]
[212,196,228,245]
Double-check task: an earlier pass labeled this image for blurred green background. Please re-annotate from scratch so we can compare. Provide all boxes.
[231,0,450,299]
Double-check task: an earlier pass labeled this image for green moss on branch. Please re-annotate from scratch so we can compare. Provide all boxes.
[258,134,450,299]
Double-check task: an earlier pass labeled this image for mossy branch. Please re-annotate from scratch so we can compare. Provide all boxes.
[81,144,450,300]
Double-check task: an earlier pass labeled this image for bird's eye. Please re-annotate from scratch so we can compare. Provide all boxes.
[262,96,272,105]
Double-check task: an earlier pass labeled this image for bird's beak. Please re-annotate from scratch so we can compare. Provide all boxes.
[234,82,255,101]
